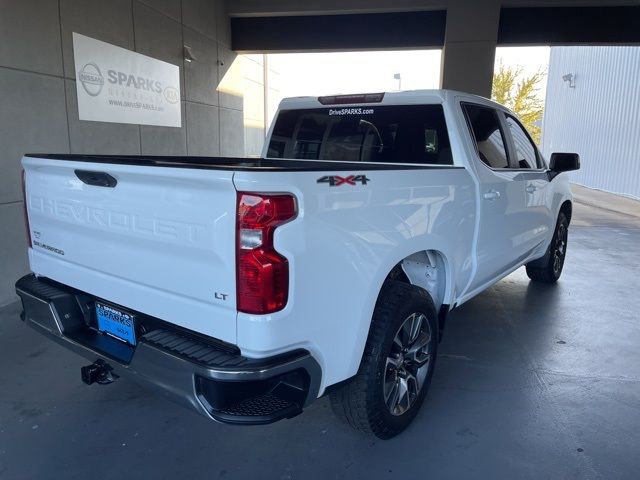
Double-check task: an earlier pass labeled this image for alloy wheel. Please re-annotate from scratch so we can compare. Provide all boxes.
[383,312,434,416]
[553,222,567,275]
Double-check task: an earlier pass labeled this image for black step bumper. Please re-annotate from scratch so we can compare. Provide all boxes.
[15,274,321,425]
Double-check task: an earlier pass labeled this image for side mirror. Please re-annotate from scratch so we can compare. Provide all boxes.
[550,152,580,173]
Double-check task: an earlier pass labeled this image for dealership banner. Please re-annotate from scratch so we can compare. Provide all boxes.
[73,33,181,127]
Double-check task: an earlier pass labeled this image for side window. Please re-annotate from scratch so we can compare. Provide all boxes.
[505,115,541,169]
[462,104,509,169]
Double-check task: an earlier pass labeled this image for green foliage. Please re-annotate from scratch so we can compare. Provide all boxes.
[492,63,545,144]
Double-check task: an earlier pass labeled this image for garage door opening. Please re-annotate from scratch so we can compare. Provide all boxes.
[492,45,640,201]
[493,46,550,146]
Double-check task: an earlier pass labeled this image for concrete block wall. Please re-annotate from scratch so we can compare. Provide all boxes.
[0,0,244,306]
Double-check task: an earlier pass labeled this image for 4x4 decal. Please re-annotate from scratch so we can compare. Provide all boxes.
[317,175,370,187]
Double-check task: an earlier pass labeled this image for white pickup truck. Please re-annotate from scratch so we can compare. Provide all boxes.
[16,90,579,438]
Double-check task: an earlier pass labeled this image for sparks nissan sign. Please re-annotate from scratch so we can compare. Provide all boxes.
[73,33,181,127]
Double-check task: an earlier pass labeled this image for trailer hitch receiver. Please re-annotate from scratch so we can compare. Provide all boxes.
[81,359,119,385]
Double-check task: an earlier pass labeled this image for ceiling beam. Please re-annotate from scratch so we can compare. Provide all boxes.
[231,5,640,52]
[226,0,640,18]
[232,11,446,53]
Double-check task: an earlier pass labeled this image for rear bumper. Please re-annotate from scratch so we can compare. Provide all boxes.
[15,274,321,425]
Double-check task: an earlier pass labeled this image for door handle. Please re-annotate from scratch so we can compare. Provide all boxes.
[483,190,501,200]
[526,185,537,194]
[75,170,117,188]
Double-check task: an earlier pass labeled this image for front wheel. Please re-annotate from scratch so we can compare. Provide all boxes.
[526,212,569,283]
[330,281,438,439]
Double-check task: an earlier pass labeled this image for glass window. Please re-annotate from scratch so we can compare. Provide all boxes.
[267,105,452,164]
[424,129,438,153]
[292,116,324,160]
[462,104,509,169]
[505,115,542,169]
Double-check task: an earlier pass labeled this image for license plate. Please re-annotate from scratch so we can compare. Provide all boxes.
[95,302,136,346]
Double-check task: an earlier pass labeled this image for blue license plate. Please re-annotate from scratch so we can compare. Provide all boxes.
[96,302,136,346]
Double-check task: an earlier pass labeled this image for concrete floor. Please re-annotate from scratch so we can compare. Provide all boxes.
[1,193,639,480]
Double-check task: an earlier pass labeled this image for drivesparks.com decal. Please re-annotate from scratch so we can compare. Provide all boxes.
[317,175,370,187]
[328,107,374,116]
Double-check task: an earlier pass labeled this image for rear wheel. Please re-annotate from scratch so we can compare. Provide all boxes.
[526,212,569,283]
[330,281,438,439]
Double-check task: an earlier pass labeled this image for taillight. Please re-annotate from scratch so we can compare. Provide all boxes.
[21,169,32,248]
[236,192,297,314]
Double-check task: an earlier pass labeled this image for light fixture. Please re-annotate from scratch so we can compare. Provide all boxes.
[183,45,196,63]
[562,73,576,88]
[393,73,402,90]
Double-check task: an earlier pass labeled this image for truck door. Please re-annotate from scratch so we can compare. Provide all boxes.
[502,113,554,257]
[461,103,530,290]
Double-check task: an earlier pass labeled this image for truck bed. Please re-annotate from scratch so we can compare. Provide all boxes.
[25,154,460,171]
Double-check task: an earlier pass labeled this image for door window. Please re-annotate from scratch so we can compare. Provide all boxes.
[505,115,542,169]
[462,104,509,169]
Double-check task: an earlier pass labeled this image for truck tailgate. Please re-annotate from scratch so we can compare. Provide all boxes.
[22,156,238,343]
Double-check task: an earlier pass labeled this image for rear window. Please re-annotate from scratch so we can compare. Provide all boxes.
[267,105,452,165]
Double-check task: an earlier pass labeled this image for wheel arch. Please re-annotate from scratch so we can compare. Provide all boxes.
[345,241,463,386]
[559,199,572,224]
[383,249,450,311]
[528,199,572,270]
[381,249,453,341]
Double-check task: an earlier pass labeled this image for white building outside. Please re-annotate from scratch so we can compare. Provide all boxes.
[542,46,640,199]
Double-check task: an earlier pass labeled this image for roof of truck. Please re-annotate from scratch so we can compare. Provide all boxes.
[278,89,506,111]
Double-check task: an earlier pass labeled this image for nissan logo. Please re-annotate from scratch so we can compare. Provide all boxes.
[78,62,104,97]
[163,86,179,104]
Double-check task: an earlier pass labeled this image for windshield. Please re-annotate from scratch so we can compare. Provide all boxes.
[267,105,452,165]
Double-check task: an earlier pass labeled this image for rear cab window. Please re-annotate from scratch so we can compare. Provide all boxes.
[267,105,453,165]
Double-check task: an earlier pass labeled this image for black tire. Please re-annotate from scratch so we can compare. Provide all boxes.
[330,281,438,439]
[526,212,569,283]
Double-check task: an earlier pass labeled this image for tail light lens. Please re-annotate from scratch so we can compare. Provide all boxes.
[21,169,32,248]
[236,192,297,314]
